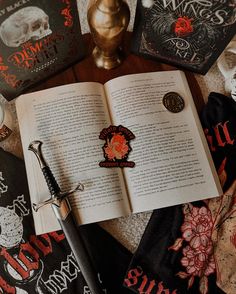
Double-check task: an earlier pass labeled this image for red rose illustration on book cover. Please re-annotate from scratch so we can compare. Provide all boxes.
[174,17,193,37]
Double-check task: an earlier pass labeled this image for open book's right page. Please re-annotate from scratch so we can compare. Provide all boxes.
[105,71,222,213]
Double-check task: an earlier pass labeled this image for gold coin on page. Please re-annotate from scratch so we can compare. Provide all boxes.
[162,92,185,113]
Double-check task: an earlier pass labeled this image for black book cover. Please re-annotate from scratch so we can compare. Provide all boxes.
[132,0,236,74]
[0,0,85,101]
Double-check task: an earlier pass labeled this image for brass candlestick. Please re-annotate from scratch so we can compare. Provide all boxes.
[87,0,130,69]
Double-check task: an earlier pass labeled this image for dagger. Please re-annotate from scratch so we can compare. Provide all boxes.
[28,140,104,294]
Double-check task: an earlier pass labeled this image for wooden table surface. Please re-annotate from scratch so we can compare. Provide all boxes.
[33,32,205,112]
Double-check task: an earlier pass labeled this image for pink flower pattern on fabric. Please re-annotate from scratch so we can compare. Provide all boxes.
[181,245,215,277]
[181,206,213,248]
[170,204,215,293]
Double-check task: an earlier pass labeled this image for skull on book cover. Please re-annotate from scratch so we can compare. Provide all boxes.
[0,6,52,47]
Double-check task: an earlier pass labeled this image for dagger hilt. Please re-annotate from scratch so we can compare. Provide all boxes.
[28,140,60,196]
[28,140,84,214]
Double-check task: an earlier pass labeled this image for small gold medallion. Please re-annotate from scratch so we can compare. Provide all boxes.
[163,92,185,113]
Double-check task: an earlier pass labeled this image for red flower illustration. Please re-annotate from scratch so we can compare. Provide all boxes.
[180,205,215,280]
[181,206,213,248]
[104,133,129,160]
[170,160,236,293]
[170,204,215,293]
[181,245,215,277]
[174,16,193,37]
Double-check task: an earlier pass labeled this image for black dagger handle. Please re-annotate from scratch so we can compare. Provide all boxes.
[28,141,60,197]
[28,140,104,294]
[42,166,61,196]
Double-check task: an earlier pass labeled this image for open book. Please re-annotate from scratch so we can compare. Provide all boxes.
[16,71,223,235]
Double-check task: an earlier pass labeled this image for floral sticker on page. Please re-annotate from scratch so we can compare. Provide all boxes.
[99,125,135,168]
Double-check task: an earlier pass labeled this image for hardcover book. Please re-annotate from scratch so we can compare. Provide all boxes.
[15,70,222,235]
[131,0,236,74]
[0,0,85,101]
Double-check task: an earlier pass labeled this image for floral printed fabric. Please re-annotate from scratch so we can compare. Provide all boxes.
[180,206,215,276]
[208,181,236,294]
[124,92,236,294]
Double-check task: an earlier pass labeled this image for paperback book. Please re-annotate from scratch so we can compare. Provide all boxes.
[15,70,222,235]
[0,0,85,100]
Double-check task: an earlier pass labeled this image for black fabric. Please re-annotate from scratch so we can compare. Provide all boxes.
[124,206,223,294]
[202,92,236,191]
[124,92,236,294]
[0,148,132,293]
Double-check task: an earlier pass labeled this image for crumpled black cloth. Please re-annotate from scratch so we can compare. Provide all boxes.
[0,147,132,293]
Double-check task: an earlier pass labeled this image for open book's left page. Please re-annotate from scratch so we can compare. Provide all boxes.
[16,82,130,235]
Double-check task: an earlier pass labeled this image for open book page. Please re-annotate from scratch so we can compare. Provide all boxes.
[105,71,222,213]
[16,83,130,235]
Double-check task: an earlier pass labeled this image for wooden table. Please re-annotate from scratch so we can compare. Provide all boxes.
[1,32,205,252]
[33,33,204,110]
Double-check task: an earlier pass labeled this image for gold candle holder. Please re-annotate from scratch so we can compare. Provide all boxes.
[87,0,130,70]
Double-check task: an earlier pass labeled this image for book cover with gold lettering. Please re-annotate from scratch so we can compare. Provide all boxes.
[0,0,85,100]
[132,0,236,74]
